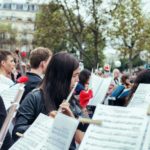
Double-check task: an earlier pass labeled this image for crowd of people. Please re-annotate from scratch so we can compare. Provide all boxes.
[0,48,150,150]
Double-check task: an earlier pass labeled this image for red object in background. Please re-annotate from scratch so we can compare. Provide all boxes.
[79,89,93,108]
[21,51,27,57]
[104,64,110,72]
[17,76,28,83]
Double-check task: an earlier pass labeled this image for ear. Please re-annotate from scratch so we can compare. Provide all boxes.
[1,60,5,66]
[39,61,44,69]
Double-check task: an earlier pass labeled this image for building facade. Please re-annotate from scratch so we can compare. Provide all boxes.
[0,0,38,51]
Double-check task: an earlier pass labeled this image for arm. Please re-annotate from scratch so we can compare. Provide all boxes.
[12,90,42,142]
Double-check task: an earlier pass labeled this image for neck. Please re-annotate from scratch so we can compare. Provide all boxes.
[0,68,10,78]
[30,68,43,77]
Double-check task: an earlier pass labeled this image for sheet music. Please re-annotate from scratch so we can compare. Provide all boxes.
[128,84,150,109]
[40,113,79,150]
[89,73,103,96]
[10,113,54,150]
[88,75,112,106]
[79,104,148,150]
[0,74,14,86]
[0,82,10,93]
[0,83,21,109]
[141,117,150,150]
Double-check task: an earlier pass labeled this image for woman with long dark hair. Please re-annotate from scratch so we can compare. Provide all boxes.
[12,52,80,145]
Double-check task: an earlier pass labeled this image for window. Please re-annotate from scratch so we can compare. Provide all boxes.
[23,4,28,11]
[17,4,23,10]
[3,3,11,9]
[0,4,2,9]
[11,3,17,10]
[29,4,35,11]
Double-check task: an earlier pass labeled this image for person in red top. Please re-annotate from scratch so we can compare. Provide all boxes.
[75,69,93,108]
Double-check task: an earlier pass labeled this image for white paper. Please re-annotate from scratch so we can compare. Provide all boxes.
[79,104,148,150]
[141,116,150,150]
[10,113,54,150]
[0,83,21,109]
[0,82,10,93]
[41,113,79,150]
[0,74,14,86]
[128,84,150,109]
[88,74,112,106]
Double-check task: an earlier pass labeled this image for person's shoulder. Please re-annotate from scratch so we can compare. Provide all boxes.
[22,88,43,105]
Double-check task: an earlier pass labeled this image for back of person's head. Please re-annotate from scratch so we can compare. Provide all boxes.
[121,74,129,84]
[0,50,12,65]
[29,47,52,69]
[41,51,79,111]
[113,68,120,78]
[127,69,150,104]
[79,69,91,86]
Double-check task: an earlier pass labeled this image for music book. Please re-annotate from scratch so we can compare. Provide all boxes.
[128,84,150,109]
[79,104,148,150]
[0,83,21,109]
[10,113,54,150]
[88,73,111,106]
[141,117,150,150]
[40,112,79,150]
[10,113,79,150]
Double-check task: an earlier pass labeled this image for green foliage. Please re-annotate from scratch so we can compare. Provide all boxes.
[34,2,69,53]
[0,23,17,44]
[108,0,150,72]
[35,1,106,69]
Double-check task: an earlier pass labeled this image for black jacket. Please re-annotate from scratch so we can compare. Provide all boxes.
[12,89,47,142]
[21,72,42,103]
[0,96,12,150]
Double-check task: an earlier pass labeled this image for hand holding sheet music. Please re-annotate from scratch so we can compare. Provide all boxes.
[10,113,79,150]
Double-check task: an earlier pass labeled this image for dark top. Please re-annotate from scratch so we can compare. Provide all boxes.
[21,72,42,103]
[75,83,84,95]
[12,89,47,142]
[0,96,12,150]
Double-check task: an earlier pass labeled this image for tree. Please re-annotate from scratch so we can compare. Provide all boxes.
[0,23,17,50]
[54,0,108,68]
[34,2,70,53]
[107,0,150,73]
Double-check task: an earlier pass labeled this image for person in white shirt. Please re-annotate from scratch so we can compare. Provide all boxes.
[0,50,15,86]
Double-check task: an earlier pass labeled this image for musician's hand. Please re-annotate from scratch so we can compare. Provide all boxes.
[59,101,74,118]
[49,111,57,118]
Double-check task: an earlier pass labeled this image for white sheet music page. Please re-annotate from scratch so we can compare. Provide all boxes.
[89,73,103,96]
[88,75,111,106]
[40,113,79,150]
[79,104,148,150]
[128,84,150,109]
[141,117,150,150]
[10,113,54,150]
[0,83,21,109]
